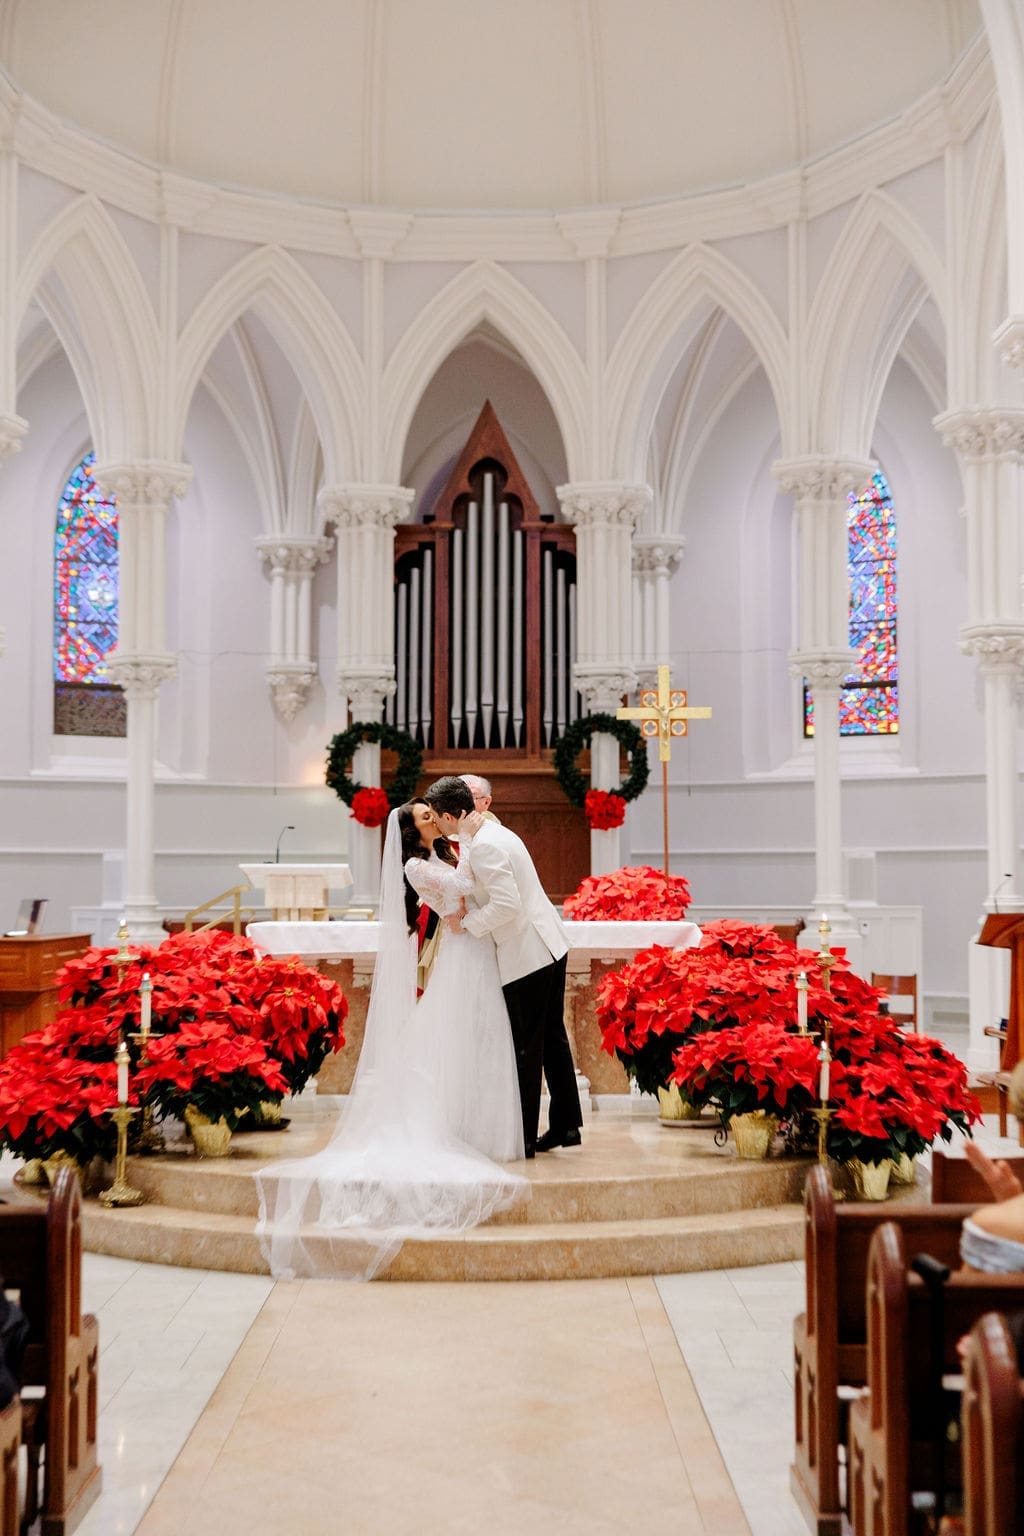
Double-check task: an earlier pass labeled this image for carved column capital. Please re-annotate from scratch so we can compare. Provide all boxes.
[632,534,686,577]
[557,481,652,530]
[935,408,1024,462]
[572,664,637,712]
[789,649,856,688]
[265,664,318,721]
[959,624,1024,674]
[255,534,332,576]
[339,667,396,721]
[92,460,193,508]
[105,652,177,700]
[0,414,27,461]
[772,456,875,503]
[318,483,414,530]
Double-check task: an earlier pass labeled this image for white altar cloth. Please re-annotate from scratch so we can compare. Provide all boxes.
[246,918,702,960]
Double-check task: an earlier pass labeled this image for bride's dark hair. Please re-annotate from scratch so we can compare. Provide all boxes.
[398,800,456,934]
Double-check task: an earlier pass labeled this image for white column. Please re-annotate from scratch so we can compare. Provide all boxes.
[936,409,1024,1067]
[255,535,332,720]
[632,536,686,688]
[93,461,193,943]
[558,481,649,875]
[319,483,414,905]
[774,456,874,948]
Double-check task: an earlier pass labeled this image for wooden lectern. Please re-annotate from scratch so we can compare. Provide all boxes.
[0,933,92,1057]
[978,914,1024,1072]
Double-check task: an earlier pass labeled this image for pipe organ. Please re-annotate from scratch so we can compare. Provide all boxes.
[391,403,578,757]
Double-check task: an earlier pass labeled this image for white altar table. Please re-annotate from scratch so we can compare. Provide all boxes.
[248,918,702,1098]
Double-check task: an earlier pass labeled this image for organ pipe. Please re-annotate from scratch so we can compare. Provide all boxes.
[396,581,408,731]
[451,529,464,745]
[542,548,553,748]
[481,473,495,746]
[512,529,524,747]
[421,548,433,741]
[497,502,510,744]
[465,501,479,747]
[556,564,567,737]
[408,565,421,734]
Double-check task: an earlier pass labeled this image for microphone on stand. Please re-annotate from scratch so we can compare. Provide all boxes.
[275,825,295,864]
[993,872,1014,914]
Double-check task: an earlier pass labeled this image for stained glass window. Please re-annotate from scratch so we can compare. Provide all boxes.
[804,471,898,738]
[53,452,126,736]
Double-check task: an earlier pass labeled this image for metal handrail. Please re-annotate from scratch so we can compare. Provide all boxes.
[183,885,255,936]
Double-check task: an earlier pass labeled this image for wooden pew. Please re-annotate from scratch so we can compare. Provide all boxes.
[0,1168,101,1534]
[791,1167,973,1535]
[847,1223,1024,1536]
[930,1148,1024,1204]
[0,1398,19,1536]
[961,1311,1024,1536]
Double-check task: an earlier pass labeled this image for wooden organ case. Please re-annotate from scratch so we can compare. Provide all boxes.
[392,403,588,897]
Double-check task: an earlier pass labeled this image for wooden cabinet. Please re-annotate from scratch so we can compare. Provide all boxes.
[0,934,92,1055]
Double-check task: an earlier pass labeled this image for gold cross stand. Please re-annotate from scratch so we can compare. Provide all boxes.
[617,664,712,877]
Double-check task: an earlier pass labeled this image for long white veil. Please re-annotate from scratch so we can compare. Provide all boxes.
[255,809,529,1279]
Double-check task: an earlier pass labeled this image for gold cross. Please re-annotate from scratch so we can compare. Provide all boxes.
[616,664,712,876]
[617,665,711,762]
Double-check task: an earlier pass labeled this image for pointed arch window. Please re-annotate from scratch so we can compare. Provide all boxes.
[804,470,899,737]
[53,451,126,737]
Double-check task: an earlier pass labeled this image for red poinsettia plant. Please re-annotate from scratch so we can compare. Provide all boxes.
[0,1034,121,1163]
[598,918,980,1158]
[350,785,390,828]
[564,865,693,923]
[583,789,627,830]
[0,930,348,1162]
[671,1020,821,1122]
[134,1019,289,1131]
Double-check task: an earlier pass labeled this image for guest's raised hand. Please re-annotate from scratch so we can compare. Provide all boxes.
[964,1138,1024,1200]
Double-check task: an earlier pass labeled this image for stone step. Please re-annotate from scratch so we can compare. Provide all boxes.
[122,1138,811,1225]
[82,1200,805,1282]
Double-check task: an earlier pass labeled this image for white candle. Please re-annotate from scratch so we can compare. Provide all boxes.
[818,1044,830,1104]
[117,1046,129,1105]
[140,973,153,1037]
[796,971,808,1033]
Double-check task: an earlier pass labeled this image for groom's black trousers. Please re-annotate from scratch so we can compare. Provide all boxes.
[502,954,582,1153]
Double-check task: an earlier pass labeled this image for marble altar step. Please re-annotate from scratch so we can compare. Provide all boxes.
[79,1117,821,1280]
[82,1198,805,1281]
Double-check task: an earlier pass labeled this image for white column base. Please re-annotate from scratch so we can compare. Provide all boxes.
[123,902,167,946]
[590,828,621,876]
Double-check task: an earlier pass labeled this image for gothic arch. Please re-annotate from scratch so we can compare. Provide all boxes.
[174,245,363,483]
[807,190,948,456]
[381,260,588,485]
[978,0,1024,315]
[607,243,791,481]
[16,195,159,460]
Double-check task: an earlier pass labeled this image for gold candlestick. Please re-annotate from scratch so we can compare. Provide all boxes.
[817,912,837,993]
[113,916,133,972]
[99,1040,144,1207]
[129,975,165,1155]
[810,1105,834,1168]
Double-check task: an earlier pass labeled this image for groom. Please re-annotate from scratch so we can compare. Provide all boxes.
[424,775,582,1159]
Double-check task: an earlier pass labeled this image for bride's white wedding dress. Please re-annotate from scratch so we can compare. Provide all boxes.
[255,812,528,1280]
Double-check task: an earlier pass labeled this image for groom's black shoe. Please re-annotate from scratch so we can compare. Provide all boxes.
[535,1127,582,1152]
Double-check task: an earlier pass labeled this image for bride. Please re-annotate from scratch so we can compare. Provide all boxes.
[255,802,529,1279]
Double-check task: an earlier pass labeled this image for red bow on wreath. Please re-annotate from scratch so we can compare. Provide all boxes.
[350,786,390,828]
[584,789,627,830]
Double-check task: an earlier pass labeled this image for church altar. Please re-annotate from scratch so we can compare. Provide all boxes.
[246,918,702,1098]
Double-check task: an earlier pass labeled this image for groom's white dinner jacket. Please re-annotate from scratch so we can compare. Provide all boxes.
[459,821,569,986]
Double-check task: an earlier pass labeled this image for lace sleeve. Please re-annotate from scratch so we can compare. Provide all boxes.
[405,851,476,917]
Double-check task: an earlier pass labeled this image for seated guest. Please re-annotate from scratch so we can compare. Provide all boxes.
[961,1062,1024,1272]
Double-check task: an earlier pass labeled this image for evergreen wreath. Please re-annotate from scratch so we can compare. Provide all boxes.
[325,722,423,810]
[553,713,650,809]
